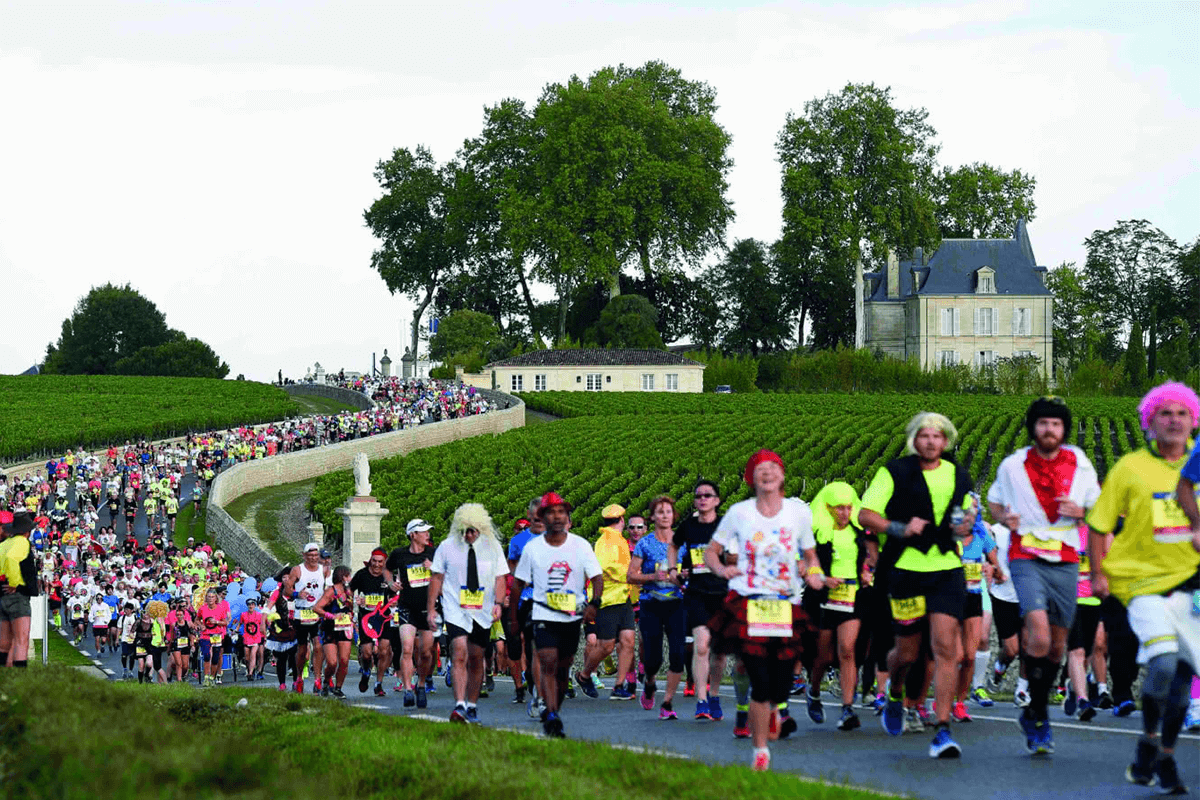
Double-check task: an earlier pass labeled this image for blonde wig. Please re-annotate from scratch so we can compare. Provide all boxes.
[904,412,957,455]
[448,502,506,565]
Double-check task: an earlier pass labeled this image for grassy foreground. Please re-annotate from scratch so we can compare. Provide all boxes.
[0,667,896,800]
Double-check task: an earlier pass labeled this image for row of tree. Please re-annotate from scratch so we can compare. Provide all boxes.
[364,63,1038,358]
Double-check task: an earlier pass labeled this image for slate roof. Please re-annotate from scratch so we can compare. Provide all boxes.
[868,219,1050,301]
[487,349,704,368]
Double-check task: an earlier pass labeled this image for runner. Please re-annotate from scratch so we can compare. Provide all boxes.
[988,397,1100,754]
[314,565,355,698]
[951,502,999,722]
[282,542,331,693]
[386,519,437,708]
[241,596,265,681]
[0,513,37,668]
[577,504,637,701]
[349,547,395,697]
[166,597,194,683]
[512,491,603,738]
[507,498,545,707]
[197,588,229,687]
[1089,382,1199,794]
[428,503,508,724]
[858,412,976,759]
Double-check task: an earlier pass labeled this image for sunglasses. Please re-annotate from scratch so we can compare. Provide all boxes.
[694,493,717,499]
[628,524,646,529]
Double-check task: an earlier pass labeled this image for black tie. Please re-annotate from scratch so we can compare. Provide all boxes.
[466,543,479,592]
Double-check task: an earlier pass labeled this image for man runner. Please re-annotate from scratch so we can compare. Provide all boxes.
[282,542,330,693]
[387,519,437,708]
[349,547,395,697]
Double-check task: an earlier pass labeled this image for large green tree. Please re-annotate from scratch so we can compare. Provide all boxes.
[364,146,464,361]
[428,309,502,362]
[113,336,229,379]
[44,283,172,375]
[704,239,790,356]
[593,294,664,349]
[933,162,1037,239]
[776,83,940,349]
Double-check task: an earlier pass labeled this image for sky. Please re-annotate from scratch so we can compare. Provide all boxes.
[2,1,1197,381]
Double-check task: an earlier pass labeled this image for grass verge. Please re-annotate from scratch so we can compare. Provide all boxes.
[0,667,899,800]
[32,631,96,667]
[223,479,316,564]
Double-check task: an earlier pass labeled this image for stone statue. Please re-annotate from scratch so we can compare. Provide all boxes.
[353,452,371,496]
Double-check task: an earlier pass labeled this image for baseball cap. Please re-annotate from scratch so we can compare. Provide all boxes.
[406,519,433,535]
[319,549,331,559]
[303,542,320,553]
[2,512,34,535]
[536,491,572,517]
[601,503,626,519]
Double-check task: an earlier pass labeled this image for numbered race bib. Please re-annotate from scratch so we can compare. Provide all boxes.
[407,565,431,588]
[363,594,384,608]
[890,595,927,625]
[689,546,709,574]
[333,612,353,633]
[963,562,984,592]
[821,580,857,613]
[176,637,189,648]
[135,646,147,656]
[1020,533,1065,563]
[546,591,576,615]
[1152,492,1193,544]
[390,608,400,625]
[746,597,792,637]
[459,588,485,610]
[295,608,319,623]
[1077,554,1093,599]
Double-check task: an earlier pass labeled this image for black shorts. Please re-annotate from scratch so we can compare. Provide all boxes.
[963,593,984,620]
[92,626,108,637]
[683,592,725,632]
[446,621,490,649]
[321,624,353,644]
[1067,602,1102,655]
[501,610,523,645]
[991,596,1022,641]
[394,604,431,632]
[595,602,636,641]
[818,582,868,630]
[295,622,320,646]
[888,566,966,635]
[532,619,582,661]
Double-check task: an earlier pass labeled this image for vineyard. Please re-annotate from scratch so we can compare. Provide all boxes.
[0,376,298,464]
[310,393,1142,551]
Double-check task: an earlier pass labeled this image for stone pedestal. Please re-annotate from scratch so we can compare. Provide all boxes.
[336,496,389,569]
[307,520,325,547]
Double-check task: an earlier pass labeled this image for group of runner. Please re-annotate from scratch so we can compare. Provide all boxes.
[2,381,1199,792]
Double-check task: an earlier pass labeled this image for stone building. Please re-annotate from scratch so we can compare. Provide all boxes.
[863,219,1053,377]
[474,349,706,393]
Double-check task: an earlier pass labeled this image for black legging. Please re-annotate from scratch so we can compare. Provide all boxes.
[638,599,687,680]
[1100,596,1139,705]
[274,647,298,684]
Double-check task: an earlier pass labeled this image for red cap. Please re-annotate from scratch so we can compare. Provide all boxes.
[536,491,572,518]
[743,449,784,485]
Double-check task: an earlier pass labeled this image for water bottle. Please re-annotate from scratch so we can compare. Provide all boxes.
[950,507,966,539]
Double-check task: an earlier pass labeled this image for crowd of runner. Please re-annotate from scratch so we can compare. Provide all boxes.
[1,382,1199,792]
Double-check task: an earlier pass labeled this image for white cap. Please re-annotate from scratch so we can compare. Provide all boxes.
[406,519,432,535]
[303,542,320,553]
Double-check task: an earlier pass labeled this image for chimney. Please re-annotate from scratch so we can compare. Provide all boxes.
[887,249,899,299]
[914,246,925,266]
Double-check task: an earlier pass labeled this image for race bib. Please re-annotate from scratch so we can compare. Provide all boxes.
[390,608,400,625]
[890,595,927,625]
[546,591,576,615]
[747,597,791,637]
[176,637,189,648]
[135,646,147,657]
[689,546,710,574]
[963,562,984,591]
[1020,534,1064,563]
[821,580,857,613]
[407,565,431,588]
[1152,493,1192,543]
[459,588,484,610]
[363,594,384,608]
[295,608,318,623]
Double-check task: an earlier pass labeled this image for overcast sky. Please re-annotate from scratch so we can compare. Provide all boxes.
[2,1,1197,381]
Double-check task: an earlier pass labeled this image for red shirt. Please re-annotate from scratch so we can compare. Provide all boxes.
[1009,448,1080,564]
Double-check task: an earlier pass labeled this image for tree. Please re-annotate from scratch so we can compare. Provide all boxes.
[1045,261,1102,378]
[428,309,502,362]
[704,239,790,356]
[43,283,172,374]
[364,146,462,363]
[1125,318,1147,391]
[593,295,664,349]
[113,337,229,379]
[933,162,1037,239]
[1082,220,1180,345]
[776,83,940,350]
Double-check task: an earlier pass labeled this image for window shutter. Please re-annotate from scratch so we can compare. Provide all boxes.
[953,308,961,336]
[1012,308,1019,336]
[993,307,1000,337]
[972,307,980,335]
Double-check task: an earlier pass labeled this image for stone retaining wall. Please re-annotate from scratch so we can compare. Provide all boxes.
[205,392,525,568]
[282,383,375,410]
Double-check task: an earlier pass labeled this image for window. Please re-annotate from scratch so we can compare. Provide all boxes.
[641,374,655,391]
[1013,307,1031,336]
[939,350,959,367]
[976,268,995,294]
[1015,349,1034,359]
[979,275,993,293]
[974,307,997,336]
[976,350,996,368]
[510,374,523,392]
[940,308,961,336]
[534,374,546,391]
[586,373,602,391]
[665,373,679,391]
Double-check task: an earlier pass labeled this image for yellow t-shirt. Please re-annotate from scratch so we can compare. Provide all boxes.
[594,527,633,608]
[1087,445,1200,605]
[0,535,31,589]
[861,461,967,573]
[815,524,859,580]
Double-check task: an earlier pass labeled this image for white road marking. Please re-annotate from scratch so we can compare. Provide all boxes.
[79,650,91,656]
[92,660,103,666]
[410,713,448,723]
[356,703,389,710]
[608,743,691,759]
[104,668,115,675]
[968,713,1200,741]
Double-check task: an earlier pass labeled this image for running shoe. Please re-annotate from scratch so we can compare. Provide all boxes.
[374,683,386,698]
[1018,713,1047,754]
[450,705,467,723]
[609,684,634,701]
[1050,687,1066,705]
[1125,737,1158,787]
[600,654,617,676]
[1037,720,1055,754]
[1063,687,1078,717]
[694,699,712,720]
[837,706,861,731]
[806,687,825,723]
[591,675,605,692]
[659,702,678,721]
[882,696,905,736]
[929,727,962,759]
[733,722,751,739]
[751,748,770,772]
[564,682,576,700]
[320,686,330,698]
[904,708,925,734]
[526,690,539,719]
[1078,699,1097,722]
[415,685,427,709]
[778,713,798,739]
[970,687,994,708]
[359,667,370,693]
[1113,699,1136,717]
[278,683,286,691]
[575,671,598,699]
[951,701,971,723]
[1013,688,1031,708]
[535,696,546,720]
[445,668,452,689]
[987,665,1006,692]
[790,676,807,696]
[425,678,436,695]
[1156,754,1188,795]
[1096,690,1114,710]
[683,681,695,697]
[478,683,489,699]
[465,706,480,725]
[543,711,565,738]
[872,693,887,715]
[293,678,304,694]
[403,690,415,708]
[486,674,495,694]
[641,682,656,711]
[916,703,935,728]
[512,687,526,704]
[709,696,724,720]
[331,687,346,700]
[1185,699,1200,732]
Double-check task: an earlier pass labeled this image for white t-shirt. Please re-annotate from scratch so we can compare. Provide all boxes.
[712,496,815,599]
[515,533,603,623]
[431,537,506,631]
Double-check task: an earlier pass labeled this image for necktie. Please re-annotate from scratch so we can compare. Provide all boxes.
[466,543,479,592]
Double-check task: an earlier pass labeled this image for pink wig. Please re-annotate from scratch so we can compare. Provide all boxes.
[1138,382,1200,431]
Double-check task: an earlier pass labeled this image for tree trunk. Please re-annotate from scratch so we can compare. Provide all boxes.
[638,240,652,306]
[513,255,544,346]
[411,287,434,375]
[797,303,808,349]
[1149,304,1158,379]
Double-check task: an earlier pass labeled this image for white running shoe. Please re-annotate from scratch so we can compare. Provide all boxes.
[1014,689,1031,708]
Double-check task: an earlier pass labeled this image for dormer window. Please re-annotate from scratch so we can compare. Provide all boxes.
[976,267,996,294]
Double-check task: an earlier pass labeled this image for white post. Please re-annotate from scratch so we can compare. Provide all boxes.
[30,595,48,664]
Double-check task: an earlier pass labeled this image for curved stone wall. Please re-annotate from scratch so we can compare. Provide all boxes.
[282,383,375,410]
